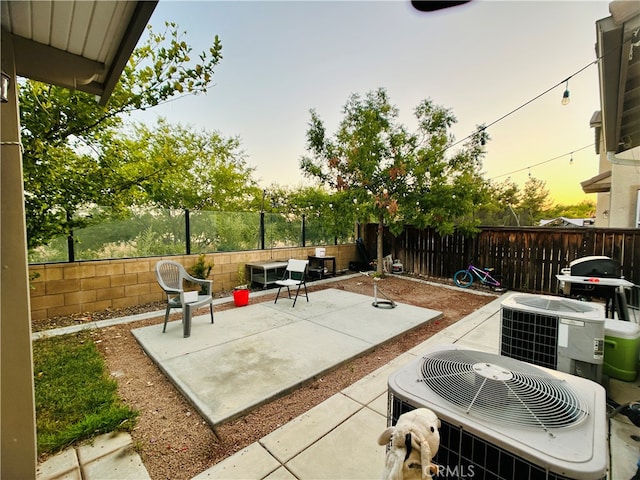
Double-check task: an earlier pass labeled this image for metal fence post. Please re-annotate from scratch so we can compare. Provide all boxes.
[66,210,74,262]
[302,214,306,247]
[260,189,266,250]
[185,208,191,255]
[67,230,75,263]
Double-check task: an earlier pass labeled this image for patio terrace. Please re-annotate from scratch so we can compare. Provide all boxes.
[35,275,639,480]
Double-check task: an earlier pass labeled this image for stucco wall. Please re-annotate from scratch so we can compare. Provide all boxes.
[28,245,358,321]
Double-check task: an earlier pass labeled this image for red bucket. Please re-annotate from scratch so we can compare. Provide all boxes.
[233,288,249,307]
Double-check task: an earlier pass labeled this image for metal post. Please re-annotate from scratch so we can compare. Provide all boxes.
[301,214,306,247]
[260,190,266,250]
[185,209,191,255]
[67,231,75,262]
[66,211,74,262]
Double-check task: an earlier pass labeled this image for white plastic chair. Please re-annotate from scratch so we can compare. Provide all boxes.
[155,260,214,337]
[274,259,309,307]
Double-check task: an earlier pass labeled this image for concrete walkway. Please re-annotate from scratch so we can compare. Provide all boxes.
[35,431,149,480]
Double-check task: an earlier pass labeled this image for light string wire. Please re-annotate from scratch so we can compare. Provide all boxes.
[446,37,631,152]
[488,143,593,181]
[446,62,594,152]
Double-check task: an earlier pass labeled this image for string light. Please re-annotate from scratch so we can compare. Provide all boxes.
[569,152,574,165]
[446,37,630,152]
[561,79,570,105]
[489,143,592,181]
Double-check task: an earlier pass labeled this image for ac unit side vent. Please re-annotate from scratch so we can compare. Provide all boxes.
[501,307,558,369]
[390,396,603,480]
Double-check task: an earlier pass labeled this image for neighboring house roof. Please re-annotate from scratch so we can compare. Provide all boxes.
[595,1,640,157]
[1,0,157,105]
[581,170,612,194]
[539,217,595,227]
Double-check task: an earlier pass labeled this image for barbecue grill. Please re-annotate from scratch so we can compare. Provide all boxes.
[568,256,620,278]
[557,256,632,320]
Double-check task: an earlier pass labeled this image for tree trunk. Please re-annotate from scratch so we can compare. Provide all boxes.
[377,212,384,276]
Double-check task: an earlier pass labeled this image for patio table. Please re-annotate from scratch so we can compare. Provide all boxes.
[307,255,336,280]
[247,260,288,288]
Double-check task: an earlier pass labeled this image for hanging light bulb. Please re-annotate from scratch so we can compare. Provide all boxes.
[561,80,570,105]
[570,153,574,165]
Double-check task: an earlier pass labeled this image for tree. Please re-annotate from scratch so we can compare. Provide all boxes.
[475,179,522,226]
[124,119,259,210]
[545,199,596,220]
[21,22,223,249]
[300,88,489,275]
[474,177,595,227]
[519,176,552,225]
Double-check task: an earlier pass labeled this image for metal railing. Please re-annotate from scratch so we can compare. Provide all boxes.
[28,209,355,264]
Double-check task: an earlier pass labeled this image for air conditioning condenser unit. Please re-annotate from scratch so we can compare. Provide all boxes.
[386,344,608,480]
[500,293,605,383]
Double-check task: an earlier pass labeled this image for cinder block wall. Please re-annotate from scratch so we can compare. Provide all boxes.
[29,244,358,320]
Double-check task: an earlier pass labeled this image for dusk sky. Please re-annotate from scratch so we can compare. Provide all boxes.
[133,0,613,204]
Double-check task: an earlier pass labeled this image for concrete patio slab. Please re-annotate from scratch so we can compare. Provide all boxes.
[157,320,377,424]
[132,288,442,426]
[133,305,302,361]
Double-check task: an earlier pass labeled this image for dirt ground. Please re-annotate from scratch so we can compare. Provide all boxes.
[36,274,495,480]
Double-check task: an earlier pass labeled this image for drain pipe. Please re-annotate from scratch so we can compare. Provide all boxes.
[607,151,640,166]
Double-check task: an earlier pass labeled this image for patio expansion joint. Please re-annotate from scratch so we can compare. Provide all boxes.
[308,310,444,349]
[253,443,296,479]
[258,399,372,471]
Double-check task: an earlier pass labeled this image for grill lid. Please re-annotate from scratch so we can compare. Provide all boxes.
[419,349,589,430]
[569,255,620,278]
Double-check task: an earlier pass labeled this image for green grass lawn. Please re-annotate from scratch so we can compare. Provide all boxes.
[33,331,138,455]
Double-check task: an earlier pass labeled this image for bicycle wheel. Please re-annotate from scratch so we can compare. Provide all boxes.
[491,274,508,292]
[453,270,474,288]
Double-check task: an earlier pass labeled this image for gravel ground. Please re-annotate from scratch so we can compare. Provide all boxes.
[34,274,495,480]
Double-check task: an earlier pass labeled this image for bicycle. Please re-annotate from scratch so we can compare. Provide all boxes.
[453,261,508,292]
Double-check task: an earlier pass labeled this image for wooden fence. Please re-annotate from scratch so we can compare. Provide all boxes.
[364,225,640,296]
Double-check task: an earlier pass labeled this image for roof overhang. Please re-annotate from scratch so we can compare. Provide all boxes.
[595,1,640,157]
[581,170,612,194]
[0,0,157,105]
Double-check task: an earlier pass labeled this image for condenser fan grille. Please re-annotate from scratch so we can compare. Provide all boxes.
[419,349,588,430]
